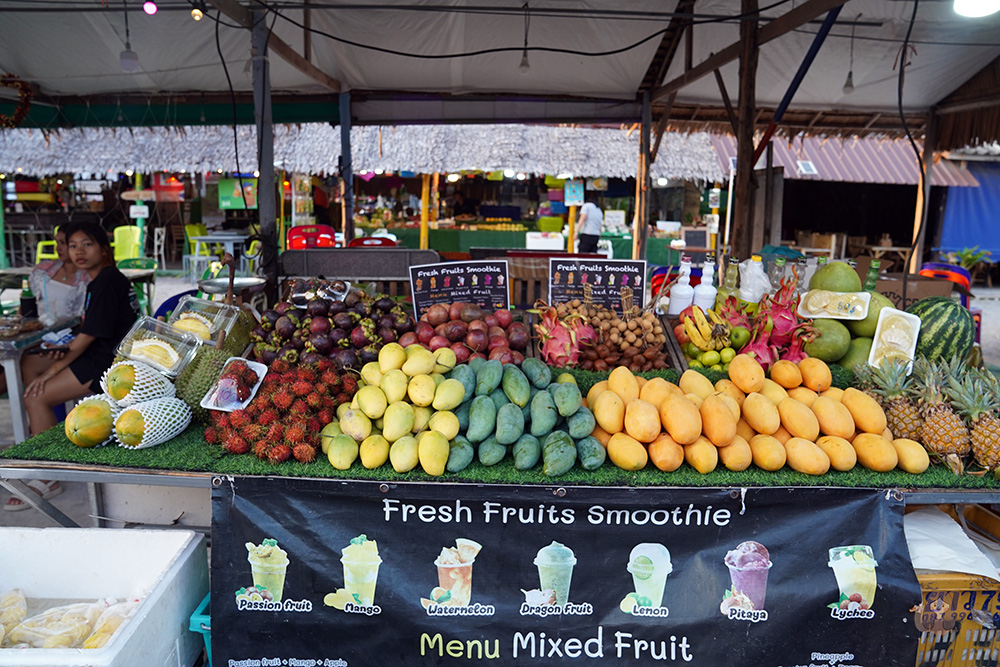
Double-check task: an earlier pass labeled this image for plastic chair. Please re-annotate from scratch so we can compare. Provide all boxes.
[347,236,397,247]
[118,257,157,316]
[183,223,213,283]
[287,224,336,249]
[112,225,144,263]
[152,227,167,272]
[35,225,59,264]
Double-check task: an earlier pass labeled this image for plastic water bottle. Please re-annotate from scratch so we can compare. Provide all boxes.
[767,256,786,292]
[667,256,695,316]
[715,257,740,311]
[693,255,718,311]
[738,255,769,315]
[795,258,809,295]
[863,259,881,292]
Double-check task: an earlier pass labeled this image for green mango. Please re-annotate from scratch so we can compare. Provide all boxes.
[501,365,531,407]
[468,356,487,374]
[521,357,552,389]
[575,436,606,471]
[454,399,473,432]
[512,434,541,470]
[552,382,583,418]
[568,406,596,439]
[475,360,503,396]
[477,436,506,466]
[466,395,497,443]
[448,365,477,402]
[529,390,558,437]
[495,403,525,445]
[542,430,576,477]
[489,387,511,411]
[446,436,475,473]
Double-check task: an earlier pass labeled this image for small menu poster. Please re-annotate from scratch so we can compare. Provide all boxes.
[549,258,647,309]
[410,260,510,317]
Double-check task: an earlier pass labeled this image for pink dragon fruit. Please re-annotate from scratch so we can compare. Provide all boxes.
[718,295,750,330]
[779,322,817,364]
[760,275,802,349]
[533,304,597,367]
[567,314,599,349]
[741,316,779,370]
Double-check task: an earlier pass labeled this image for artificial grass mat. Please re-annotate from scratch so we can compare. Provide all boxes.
[3,422,998,490]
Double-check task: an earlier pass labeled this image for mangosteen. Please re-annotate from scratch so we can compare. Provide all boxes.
[306,297,330,317]
[274,315,296,341]
[375,296,394,313]
[360,345,380,364]
[310,316,332,336]
[250,325,268,344]
[333,312,356,330]
[394,313,415,334]
[352,301,371,318]
[328,300,346,316]
[330,328,348,345]
[308,332,333,355]
[261,309,281,331]
[343,292,360,308]
[350,325,371,349]
[274,302,293,315]
[378,327,396,344]
[301,351,326,365]
[279,344,299,364]
[378,315,395,331]
[333,348,360,371]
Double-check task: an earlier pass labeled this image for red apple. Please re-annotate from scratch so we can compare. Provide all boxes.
[465,329,488,353]
[489,347,514,364]
[673,323,690,345]
[468,319,488,333]
[483,314,499,329]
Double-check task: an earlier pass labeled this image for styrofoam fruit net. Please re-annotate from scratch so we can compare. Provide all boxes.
[99,359,176,407]
[113,397,192,450]
[65,394,122,448]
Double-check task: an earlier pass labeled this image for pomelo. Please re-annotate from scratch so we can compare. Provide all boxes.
[809,261,862,293]
[846,291,894,338]
[803,319,852,363]
[836,336,874,371]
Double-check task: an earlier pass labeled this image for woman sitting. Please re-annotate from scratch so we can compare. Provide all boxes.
[5,221,140,511]
[31,226,91,323]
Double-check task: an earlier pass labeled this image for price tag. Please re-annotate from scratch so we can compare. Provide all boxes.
[129,204,149,219]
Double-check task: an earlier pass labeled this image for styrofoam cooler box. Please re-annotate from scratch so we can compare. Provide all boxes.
[0,528,208,667]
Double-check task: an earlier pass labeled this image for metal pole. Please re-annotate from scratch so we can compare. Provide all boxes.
[339,91,354,244]
[0,184,9,269]
[252,10,277,297]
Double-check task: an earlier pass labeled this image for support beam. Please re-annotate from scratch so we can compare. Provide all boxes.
[713,69,739,135]
[651,0,845,103]
[252,9,278,300]
[650,92,676,164]
[934,95,1000,115]
[208,0,341,92]
[633,92,652,261]
[340,91,354,243]
[731,0,759,260]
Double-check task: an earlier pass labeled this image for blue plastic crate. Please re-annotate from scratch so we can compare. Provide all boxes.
[188,593,211,667]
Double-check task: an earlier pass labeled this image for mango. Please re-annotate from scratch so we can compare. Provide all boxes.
[798,357,832,392]
[639,377,674,409]
[467,395,498,442]
[378,369,408,404]
[593,390,625,434]
[389,435,420,472]
[478,436,507,466]
[783,437,831,476]
[432,378,466,411]
[728,354,765,393]
[892,438,930,474]
[716,392,742,421]
[684,436,718,474]
[454,400,472,432]
[591,424,613,448]
[811,395,855,439]
[356,385,388,420]
[608,366,639,404]
[360,361,383,388]
[820,387,845,402]
[340,408,372,443]
[445,436,475,473]
[749,434,786,471]
[607,432,647,471]
[772,424,792,444]
[624,398,660,444]
[769,359,803,389]
[679,369,715,400]
[327,433,360,470]
[852,432,897,472]
[489,387,511,411]
[778,397,820,441]
[468,356,486,374]
[815,435,857,472]
[502,365,531,407]
[521,357,552,388]
[359,434,390,469]
[556,373,577,384]
[513,434,542,470]
[320,421,342,454]
[542,431,577,476]
[412,406,433,434]
[576,436,606,471]
[475,360,503,396]
[407,374,437,407]
[402,348,437,377]
[714,379,746,407]
[552,381,583,418]
[449,365,477,400]
[382,402,415,442]
[684,392,703,409]
[719,435,753,471]
[530,390,559,437]
[429,411,460,440]
[742,392,780,435]
[736,418,755,442]
[431,372,446,387]
[842,388,887,434]
[700,393,737,447]
[378,342,407,373]
[568,405,596,440]
[659,394,702,445]
[587,380,610,410]
[496,403,525,445]
[786,386,818,407]
[759,378,790,405]
[337,402,351,420]
[418,430,450,476]
[648,433,685,472]
[433,347,457,374]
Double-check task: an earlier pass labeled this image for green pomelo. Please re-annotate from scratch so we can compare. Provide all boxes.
[803,319,852,363]
[846,291,894,338]
[836,337,874,371]
[809,261,862,293]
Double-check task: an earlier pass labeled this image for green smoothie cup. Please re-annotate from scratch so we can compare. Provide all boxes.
[534,541,577,608]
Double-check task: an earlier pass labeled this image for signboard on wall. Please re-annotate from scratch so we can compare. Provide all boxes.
[218,178,258,209]
[409,260,510,317]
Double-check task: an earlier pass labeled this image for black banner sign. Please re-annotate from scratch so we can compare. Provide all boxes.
[212,481,920,667]
[409,260,510,318]
[549,258,647,309]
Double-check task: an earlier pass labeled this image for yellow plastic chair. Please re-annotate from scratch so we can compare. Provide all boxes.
[183,224,213,283]
[112,225,143,262]
[117,256,157,316]
[241,239,262,275]
[34,225,60,264]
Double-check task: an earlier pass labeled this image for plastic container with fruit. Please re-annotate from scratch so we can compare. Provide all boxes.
[167,296,253,357]
[200,357,267,412]
[868,307,921,373]
[116,316,202,378]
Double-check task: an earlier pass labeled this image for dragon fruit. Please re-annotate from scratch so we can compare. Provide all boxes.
[567,315,599,348]
[718,295,750,330]
[779,323,817,364]
[760,275,802,348]
[533,304,596,367]
[741,316,779,370]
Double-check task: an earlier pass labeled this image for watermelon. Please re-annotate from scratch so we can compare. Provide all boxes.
[906,296,975,362]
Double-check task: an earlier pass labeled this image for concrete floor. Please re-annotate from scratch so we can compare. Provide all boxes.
[3,277,1000,528]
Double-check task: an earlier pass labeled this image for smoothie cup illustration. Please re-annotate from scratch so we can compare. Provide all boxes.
[341,534,382,606]
[246,538,289,602]
[724,541,772,612]
[627,543,673,608]
[432,538,482,607]
[829,545,878,608]
[534,541,577,608]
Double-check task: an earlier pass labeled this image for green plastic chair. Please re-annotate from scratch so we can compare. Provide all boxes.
[117,256,157,316]
[35,225,60,264]
[112,225,144,263]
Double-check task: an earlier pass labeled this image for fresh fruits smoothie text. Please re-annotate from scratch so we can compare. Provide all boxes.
[724,541,771,611]
[627,543,673,608]
[829,545,877,608]
[341,534,382,606]
[534,542,576,608]
[246,538,289,602]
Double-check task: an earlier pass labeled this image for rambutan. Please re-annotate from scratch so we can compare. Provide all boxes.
[285,424,306,444]
[242,424,266,443]
[290,399,309,415]
[251,440,270,459]
[272,389,295,410]
[306,392,323,409]
[259,408,279,426]
[334,393,351,407]
[322,396,336,409]
[267,423,286,442]
[291,380,313,397]
[306,417,321,434]
[320,370,340,387]
[297,367,317,383]
[341,375,358,395]
[215,413,231,429]
[292,443,317,463]
[314,382,329,396]
[204,426,221,445]
[229,409,250,429]
[224,434,250,455]
[270,359,291,374]
[268,444,292,464]
[317,408,335,425]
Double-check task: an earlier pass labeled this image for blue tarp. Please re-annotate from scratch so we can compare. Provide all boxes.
[939,161,1000,256]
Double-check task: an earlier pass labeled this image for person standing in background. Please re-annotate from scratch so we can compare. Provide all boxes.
[575,197,603,253]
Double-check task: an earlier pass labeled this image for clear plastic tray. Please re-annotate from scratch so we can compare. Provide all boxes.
[116,316,202,378]
[797,290,871,320]
[167,296,242,344]
[199,357,267,412]
[868,307,921,373]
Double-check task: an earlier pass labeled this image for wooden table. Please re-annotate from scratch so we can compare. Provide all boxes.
[863,244,912,268]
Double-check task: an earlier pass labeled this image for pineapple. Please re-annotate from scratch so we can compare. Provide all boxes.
[911,359,970,457]
[872,359,922,441]
[852,362,880,404]
[948,375,1000,470]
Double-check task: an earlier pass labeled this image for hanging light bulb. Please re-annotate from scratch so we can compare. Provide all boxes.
[954,0,1000,16]
[191,7,203,20]
[842,15,859,95]
[519,50,530,74]
[190,0,206,20]
[842,71,855,94]
[518,2,530,74]
[120,1,140,72]
[142,0,157,15]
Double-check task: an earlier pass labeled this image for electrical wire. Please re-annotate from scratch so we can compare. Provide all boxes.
[898,0,924,306]
[214,8,248,210]
[793,27,1000,48]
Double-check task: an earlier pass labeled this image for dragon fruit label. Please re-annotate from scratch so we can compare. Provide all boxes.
[410,260,510,318]
[549,259,647,309]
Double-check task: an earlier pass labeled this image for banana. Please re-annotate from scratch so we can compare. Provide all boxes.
[690,305,714,341]
[683,316,713,351]
[706,308,731,335]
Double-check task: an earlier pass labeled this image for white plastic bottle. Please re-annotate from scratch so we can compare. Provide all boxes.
[693,255,718,311]
[738,255,769,315]
[667,256,695,316]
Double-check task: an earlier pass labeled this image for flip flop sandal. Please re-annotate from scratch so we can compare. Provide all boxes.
[3,480,63,512]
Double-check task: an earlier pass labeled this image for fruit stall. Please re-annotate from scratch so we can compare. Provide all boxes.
[1,254,998,667]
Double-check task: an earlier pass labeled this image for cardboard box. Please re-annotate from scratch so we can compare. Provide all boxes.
[0,528,208,666]
[872,273,958,310]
